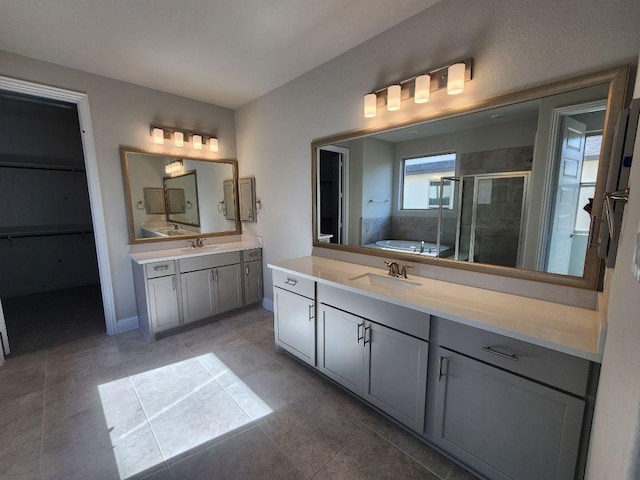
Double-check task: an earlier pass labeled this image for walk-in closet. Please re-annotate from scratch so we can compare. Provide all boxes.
[0,90,104,356]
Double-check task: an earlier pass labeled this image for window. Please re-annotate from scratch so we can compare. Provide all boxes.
[402,153,456,210]
[574,133,602,232]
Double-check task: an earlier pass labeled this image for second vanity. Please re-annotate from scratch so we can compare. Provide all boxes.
[130,239,263,341]
[269,256,605,480]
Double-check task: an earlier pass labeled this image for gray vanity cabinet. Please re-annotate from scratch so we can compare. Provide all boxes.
[317,303,428,433]
[181,268,215,324]
[178,251,242,324]
[317,305,365,395]
[430,317,590,480]
[132,260,181,338]
[243,249,263,306]
[273,270,316,366]
[432,348,584,480]
[214,263,243,313]
[364,321,428,433]
[147,274,180,333]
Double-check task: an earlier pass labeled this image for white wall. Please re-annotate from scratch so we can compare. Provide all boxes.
[235,0,640,303]
[361,137,394,219]
[586,60,640,480]
[0,50,237,324]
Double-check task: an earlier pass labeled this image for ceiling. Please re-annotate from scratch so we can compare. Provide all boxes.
[0,0,440,109]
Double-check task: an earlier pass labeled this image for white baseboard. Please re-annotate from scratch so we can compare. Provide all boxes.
[116,316,139,334]
[262,297,274,312]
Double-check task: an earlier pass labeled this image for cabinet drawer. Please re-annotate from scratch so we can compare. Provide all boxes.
[317,283,429,341]
[179,251,241,273]
[434,317,590,396]
[272,269,314,298]
[145,261,176,279]
[243,248,262,261]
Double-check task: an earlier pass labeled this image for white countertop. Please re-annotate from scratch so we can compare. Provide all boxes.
[129,238,262,264]
[268,256,606,362]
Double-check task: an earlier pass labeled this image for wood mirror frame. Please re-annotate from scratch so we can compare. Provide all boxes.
[311,66,630,290]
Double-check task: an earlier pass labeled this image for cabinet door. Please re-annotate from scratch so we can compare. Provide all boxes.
[432,348,584,480]
[148,276,180,332]
[214,264,243,314]
[317,304,364,396]
[274,288,316,366]
[364,321,428,433]
[243,260,263,305]
[181,269,215,324]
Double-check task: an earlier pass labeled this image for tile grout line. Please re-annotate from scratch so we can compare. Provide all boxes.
[308,429,356,480]
[114,337,173,477]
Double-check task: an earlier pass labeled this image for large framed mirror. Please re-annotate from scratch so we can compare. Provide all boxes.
[312,66,629,289]
[121,147,241,243]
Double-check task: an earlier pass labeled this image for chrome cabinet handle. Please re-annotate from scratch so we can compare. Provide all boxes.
[363,326,371,346]
[357,322,364,343]
[438,356,447,381]
[171,276,176,291]
[215,269,219,283]
[285,278,298,286]
[210,270,214,282]
[245,266,249,276]
[154,265,169,271]
[308,304,314,321]
[482,346,519,361]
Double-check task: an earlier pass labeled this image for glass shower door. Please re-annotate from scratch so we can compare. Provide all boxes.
[470,173,529,268]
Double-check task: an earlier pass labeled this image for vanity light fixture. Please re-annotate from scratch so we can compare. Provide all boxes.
[414,74,431,104]
[362,57,473,118]
[364,93,377,118]
[165,159,183,175]
[152,127,165,145]
[149,125,220,153]
[387,85,401,111]
[447,62,466,95]
[193,134,202,150]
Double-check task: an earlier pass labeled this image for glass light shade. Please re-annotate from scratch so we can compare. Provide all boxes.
[364,93,377,118]
[209,137,219,152]
[192,134,202,150]
[414,74,431,104]
[152,128,164,144]
[387,85,401,111]
[174,131,184,147]
[447,63,466,95]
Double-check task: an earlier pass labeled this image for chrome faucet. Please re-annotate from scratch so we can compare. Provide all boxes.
[187,238,204,248]
[420,241,425,253]
[384,261,400,277]
[400,264,413,279]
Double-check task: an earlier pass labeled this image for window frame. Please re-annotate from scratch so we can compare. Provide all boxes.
[400,151,457,211]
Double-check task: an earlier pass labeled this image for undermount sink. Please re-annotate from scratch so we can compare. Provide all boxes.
[349,273,420,293]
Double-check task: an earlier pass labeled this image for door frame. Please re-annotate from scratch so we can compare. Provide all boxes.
[316,145,350,244]
[537,99,608,270]
[0,75,117,336]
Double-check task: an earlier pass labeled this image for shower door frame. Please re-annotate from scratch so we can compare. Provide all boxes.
[468,171,531,268]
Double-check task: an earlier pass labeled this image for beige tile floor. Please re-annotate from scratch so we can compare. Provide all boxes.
[0,307,479,480]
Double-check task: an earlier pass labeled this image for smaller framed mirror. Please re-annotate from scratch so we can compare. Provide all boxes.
[121,147,241,244]
[143,187,165,214]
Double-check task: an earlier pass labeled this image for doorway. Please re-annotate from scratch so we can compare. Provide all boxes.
[317,146,349,244]
[0,88,110,358]
[544,102,607,275]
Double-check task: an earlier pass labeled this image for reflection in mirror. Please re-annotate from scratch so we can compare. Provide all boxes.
[164,171,200,226]
[121,148,240,243]
[314,67,629,289]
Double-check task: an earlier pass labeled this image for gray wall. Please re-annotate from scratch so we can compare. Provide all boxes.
[234,4,640,477]
[236,0,640,301]
[0,50,237,323]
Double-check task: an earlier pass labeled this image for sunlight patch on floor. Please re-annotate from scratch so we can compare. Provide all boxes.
[98,353,273,479]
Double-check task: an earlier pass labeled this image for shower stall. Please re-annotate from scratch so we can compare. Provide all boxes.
[437,172,530,268]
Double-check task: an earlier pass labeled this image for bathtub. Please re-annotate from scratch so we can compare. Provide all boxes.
[363,240,451,257]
